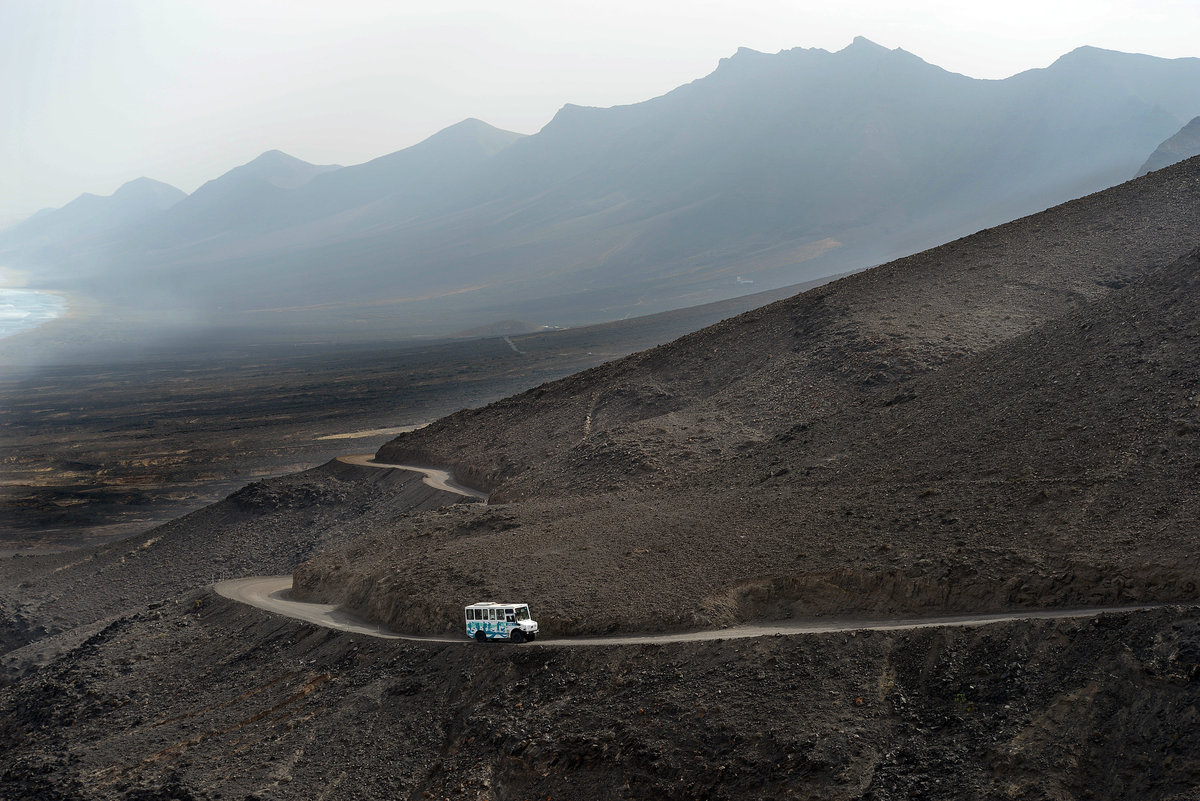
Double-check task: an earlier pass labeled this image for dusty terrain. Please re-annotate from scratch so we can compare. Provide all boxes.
[1,159,1199,798]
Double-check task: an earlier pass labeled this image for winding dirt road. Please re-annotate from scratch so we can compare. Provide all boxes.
[336,454,488,501]
[214,576,1171,647]
[215,576,460,642]
[233,457,1182,645]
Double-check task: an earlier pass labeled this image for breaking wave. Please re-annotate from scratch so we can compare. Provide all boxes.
[0,287,66,339]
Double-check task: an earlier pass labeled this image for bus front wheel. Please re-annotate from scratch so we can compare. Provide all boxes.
[510,629,526,644]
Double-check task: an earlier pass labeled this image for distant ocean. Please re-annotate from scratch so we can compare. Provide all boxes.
[0,287,66,339]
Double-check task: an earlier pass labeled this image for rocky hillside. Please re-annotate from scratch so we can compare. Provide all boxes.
[2,593,1196,800]
[291,157,1200,637]
[298,236,1200,635]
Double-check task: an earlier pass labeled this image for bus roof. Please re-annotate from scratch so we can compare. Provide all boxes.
[465,601,527,608]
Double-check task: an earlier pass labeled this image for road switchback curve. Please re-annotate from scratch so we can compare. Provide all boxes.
[336,454,488,501]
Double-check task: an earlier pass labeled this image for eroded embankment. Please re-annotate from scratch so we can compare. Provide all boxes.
[3,590,1198,800]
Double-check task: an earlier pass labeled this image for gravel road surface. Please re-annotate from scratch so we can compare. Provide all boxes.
[215,575,1171,646]
[336,454,488,500]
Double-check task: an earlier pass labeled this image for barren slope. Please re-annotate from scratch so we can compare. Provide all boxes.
[297,160,1200,637]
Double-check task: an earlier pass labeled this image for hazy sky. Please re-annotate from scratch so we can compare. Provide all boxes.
[3,0,1198,226]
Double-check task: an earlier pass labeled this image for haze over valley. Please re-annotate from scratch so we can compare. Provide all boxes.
[4,6,1200,798]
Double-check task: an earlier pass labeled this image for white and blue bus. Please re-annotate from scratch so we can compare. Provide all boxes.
[465,602,538,643]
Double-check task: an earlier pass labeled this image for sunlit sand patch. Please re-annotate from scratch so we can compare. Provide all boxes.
[316,423,428,441]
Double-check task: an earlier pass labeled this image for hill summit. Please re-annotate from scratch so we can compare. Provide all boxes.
[0,177,184,252]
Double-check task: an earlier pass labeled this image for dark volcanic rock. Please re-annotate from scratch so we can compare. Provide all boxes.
[1,596,1197,800]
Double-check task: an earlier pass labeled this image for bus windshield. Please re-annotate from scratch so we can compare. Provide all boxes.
[515,607,530,621]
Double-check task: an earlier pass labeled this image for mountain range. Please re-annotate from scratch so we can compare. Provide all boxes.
[3,177,184,256]
[6,39,1200,344]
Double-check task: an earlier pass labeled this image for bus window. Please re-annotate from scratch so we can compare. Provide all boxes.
[515,607,530,621]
